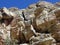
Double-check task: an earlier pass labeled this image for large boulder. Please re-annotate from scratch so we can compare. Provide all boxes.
[33,8,57,33]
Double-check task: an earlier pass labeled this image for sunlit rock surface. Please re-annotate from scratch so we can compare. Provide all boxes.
[0,1,60,45]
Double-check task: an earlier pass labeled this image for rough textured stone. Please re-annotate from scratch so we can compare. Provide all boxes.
[33,8,57,33]
[30,34,56,45]
[51,23,60,42]
[0,1,60,45]
[36,1,56,10]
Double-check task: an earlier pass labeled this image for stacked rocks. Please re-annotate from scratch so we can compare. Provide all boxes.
[0,1,60,45]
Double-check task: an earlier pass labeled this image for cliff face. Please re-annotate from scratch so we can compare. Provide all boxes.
[0,1,60,45]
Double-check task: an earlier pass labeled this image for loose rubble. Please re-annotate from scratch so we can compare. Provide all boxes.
[0,1,60,45]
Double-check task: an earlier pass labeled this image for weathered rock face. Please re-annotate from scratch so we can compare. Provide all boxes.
[28,3,36,9]
[0,1,60,45]
[36,1,56,10]
[33,8,57,33]
[34,7,44,17]
[0,25,5,45]
[51,23,60,42]
[54,8,60,20]
[23,8,35,21]
[30,34,56,45]
[10,17,25,43]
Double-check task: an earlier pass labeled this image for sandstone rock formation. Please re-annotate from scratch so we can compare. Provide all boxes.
[0,1,60,45]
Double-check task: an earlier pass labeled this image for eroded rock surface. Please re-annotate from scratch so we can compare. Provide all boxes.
[0,1,60,45]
